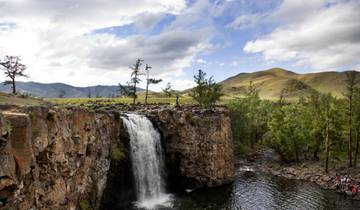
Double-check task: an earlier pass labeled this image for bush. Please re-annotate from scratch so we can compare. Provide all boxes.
[110,144,125,162]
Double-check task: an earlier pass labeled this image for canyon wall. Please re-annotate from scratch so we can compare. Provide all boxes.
[147,107,235,190]
[0,105,234,210]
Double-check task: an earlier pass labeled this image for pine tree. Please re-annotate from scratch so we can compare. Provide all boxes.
[354,87,360,167]
[191,69,223,108]
[162,82,173,98]
[344,71,358,167]
[144,64,162,104]
[129,58,143,104]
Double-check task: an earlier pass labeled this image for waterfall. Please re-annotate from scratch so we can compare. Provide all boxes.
[122,114,171,209]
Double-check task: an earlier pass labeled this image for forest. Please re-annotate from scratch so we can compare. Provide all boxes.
[228,71,360,173]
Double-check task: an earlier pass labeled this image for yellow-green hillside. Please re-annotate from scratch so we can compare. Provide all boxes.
[220,68,359,100]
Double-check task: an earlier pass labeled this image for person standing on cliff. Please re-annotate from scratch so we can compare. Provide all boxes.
[176,94,180,107]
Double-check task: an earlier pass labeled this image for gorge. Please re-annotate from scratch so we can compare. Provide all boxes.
[2,104,360,210]
[0,104,234,210]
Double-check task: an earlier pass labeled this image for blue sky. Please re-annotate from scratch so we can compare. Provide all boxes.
[0,0,359,90]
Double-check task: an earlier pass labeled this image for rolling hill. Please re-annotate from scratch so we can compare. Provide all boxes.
[1,68,358,100]
[0,81,144,98]
[220,68,360,100]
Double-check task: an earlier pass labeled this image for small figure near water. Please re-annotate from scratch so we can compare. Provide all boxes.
[336,174,359,197]
[176,94,180,107]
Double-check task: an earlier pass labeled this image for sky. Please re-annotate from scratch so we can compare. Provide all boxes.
[0,0,359,91]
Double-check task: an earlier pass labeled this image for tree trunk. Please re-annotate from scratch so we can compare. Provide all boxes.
[145,81,149,105]
[348,100,353,168]
[313,136,320,160]
[12,78,16,94]
[133,79,137,105]
[354,129,359,167]
[325,116,330,173]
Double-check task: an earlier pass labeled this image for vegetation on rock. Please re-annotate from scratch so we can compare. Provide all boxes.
[110,144,125,162]
[79,198,93,210]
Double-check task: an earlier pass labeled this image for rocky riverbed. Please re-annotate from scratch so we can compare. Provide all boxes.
[243,149,360,200]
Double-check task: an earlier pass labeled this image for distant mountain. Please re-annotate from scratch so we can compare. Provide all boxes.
[220,68,360,100]
[0,81,144,98]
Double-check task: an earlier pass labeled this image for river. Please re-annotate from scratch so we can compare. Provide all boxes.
[129,165,360,210]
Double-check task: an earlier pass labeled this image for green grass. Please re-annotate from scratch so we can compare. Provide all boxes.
[48,96,196,105]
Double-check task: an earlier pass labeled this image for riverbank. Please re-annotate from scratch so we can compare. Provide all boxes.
[242,150,360,200]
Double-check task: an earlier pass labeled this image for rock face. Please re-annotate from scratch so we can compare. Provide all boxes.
[0,105,235,210]
[0,106,121,210]
[147,107,235,190]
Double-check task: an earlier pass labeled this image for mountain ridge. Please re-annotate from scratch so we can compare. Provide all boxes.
[0,81,145,98]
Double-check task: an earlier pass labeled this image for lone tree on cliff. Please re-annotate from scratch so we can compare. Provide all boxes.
[144,64,162,104]
[0,56,28,94]
[129,58,144,104]
[191,69,223,108]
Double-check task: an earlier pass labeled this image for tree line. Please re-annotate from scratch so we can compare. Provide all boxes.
[119,58,223,106]
[228,71,360,172]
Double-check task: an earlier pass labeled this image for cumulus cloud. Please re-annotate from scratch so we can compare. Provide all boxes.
[243,0,360,70]
[0,0,213,89]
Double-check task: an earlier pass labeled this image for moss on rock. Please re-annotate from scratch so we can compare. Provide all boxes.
[110,144,125,162]
[79,198,92,210]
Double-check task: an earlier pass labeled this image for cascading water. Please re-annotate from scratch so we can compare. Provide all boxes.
[122,114,171,209]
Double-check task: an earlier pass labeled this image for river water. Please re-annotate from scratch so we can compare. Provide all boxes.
[129,165,360,210]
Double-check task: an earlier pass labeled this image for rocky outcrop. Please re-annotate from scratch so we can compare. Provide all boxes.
[0,106,123,210]
[0,105,235,210]
[147,106,235,190]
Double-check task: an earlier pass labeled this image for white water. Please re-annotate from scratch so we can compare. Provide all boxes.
[122,114,172,209]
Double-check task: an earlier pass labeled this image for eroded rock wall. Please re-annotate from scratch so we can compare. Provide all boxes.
[0,106,121,210]
[147,107,235,190]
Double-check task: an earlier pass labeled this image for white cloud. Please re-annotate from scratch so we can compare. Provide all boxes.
[270,0,325,24]
[0,0,213,90]
[244,0,360,70]
[196,58,207,64]
[151,77,195,92]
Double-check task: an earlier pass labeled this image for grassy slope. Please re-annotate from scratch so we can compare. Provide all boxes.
[220,68,359,100]
[0,92,48,106]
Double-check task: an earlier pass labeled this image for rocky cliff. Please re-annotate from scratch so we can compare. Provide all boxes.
[0,105,234,210]
[146,107,234,190]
